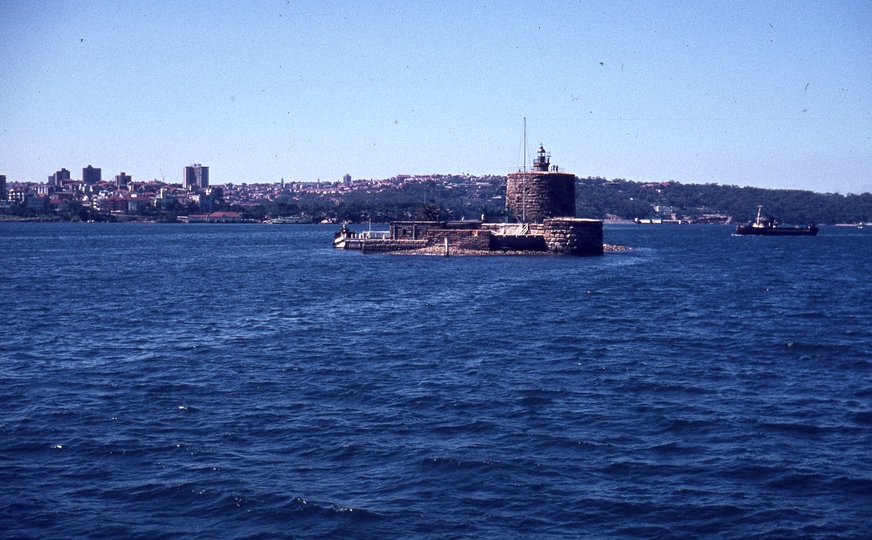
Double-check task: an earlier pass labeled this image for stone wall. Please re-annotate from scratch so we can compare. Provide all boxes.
[543,218,603,255]
[360,239,427,253]
[505,172,576,223]
[390,220,482,240]
[359,229,490,252]
[490,234,548,252]
[423,228,491,250]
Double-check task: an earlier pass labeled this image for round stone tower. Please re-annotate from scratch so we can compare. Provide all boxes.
[505,145,576,223]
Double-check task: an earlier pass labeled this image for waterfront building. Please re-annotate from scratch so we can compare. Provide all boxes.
[100,195,129,213]
[184,164,209,190]
[127,196,151,213]
[181,211,242,223]
[0,175,6,201]
[83,165,102,185]
[49,197,69,213]
[191,193,213,212]
[26,194,48,212]
[155,187,175,206]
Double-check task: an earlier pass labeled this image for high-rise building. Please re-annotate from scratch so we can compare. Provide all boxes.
[83,165,102,185]
[343,174,352,186]
[115,172,131,189]
[0,175,6,201]
[48,168,71,186]
[184,164,209,190]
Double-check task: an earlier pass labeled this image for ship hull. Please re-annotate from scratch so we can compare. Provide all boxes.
[735,225,818,236]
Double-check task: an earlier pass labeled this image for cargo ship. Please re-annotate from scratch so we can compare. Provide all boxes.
[735,206,818,236]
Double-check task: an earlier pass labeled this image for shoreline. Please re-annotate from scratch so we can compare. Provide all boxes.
[389,243,631,256]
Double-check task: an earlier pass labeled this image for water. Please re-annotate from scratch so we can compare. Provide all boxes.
[1,223,870,539]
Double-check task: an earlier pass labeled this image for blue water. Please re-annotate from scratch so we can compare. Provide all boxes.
[2,223,871,539]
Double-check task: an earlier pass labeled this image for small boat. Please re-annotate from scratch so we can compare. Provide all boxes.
[333,224,357,248]
[333,223,391,249]
[735,206,818,236]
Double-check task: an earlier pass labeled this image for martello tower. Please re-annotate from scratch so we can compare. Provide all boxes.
[505,145,576,223]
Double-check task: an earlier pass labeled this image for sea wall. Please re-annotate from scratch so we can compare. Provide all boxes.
[391,220,481,240]
[358,228,489,252]
[489,234,548,252]
[360,239,427,253]
[543,218,603,255]
[423,228,490,250]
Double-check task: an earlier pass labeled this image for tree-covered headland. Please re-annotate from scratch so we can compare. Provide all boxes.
[576,178,872,224]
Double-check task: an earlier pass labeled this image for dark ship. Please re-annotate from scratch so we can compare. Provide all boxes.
[735,206,818,236]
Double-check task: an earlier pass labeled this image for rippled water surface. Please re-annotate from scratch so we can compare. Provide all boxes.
[2,223,871,539]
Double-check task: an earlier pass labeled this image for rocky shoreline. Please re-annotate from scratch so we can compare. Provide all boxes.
[390,243,630,256]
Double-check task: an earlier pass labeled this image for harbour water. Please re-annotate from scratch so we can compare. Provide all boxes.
[2,223,871,538]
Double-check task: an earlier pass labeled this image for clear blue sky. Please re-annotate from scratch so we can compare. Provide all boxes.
[2,0,870,193]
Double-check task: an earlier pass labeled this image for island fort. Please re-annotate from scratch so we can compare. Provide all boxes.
[334,145,604,255]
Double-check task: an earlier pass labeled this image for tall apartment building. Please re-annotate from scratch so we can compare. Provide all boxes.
[184,164,209,190]
[83,165,102,185]
[0,175,6,201]
[48,168,71,186]
[115,172,132,189]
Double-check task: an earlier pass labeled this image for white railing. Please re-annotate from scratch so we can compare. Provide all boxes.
[359,230,390,240]
[494,223,528,236]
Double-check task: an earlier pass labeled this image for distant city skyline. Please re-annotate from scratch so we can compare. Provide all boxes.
[1,1,870,194]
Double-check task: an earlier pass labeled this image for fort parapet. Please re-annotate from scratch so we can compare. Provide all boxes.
[543,218,603,255]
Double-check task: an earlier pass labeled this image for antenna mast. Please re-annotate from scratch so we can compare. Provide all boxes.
[522,117,527,223]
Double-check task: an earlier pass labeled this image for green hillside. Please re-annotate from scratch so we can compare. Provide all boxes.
[576,178,872,224]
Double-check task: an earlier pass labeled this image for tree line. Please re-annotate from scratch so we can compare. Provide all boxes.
[270,177,872,225]
[576,178,872,224]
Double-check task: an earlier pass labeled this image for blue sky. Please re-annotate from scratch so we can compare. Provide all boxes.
[1,0,870,193]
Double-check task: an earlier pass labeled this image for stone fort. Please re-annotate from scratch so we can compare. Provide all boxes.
[335,146,603,255]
